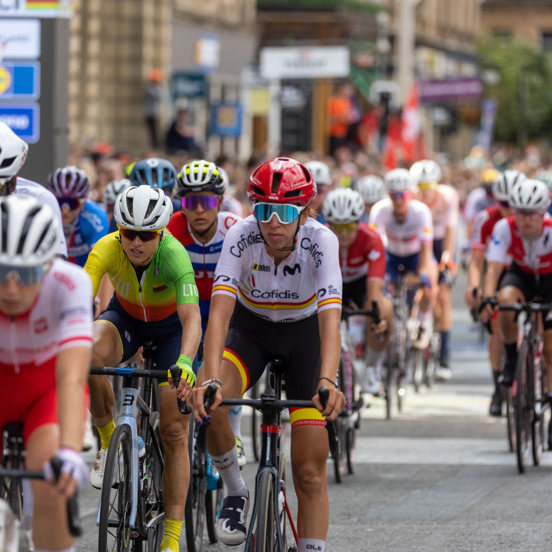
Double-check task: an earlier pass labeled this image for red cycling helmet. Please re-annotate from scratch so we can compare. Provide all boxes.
[248,157,316,207]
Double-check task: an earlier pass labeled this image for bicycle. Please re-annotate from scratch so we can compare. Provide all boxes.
[90,340,188,552]
[498,301,551,474]
[202,359,336,552]
[0,424,82,550]
[335,301,380,483]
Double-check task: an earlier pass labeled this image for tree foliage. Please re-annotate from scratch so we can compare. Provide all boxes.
[478,37,552,145]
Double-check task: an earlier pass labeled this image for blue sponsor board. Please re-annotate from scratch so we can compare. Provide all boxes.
[0,104,39,143]
[0,62,40,99]
[210,102,242,137]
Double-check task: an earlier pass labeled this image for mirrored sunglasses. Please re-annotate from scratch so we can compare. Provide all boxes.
[118,227,162,242]
[514,209,544,219]
[389,191,411,201]
[329,222,358,233]
[57,197,82,210]
[253,203,305,224]
[0,264,47,286]
[181,194,220,210]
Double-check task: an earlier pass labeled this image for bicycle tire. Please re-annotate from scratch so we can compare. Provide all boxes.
[333,356,347,483]
[254,470,278,552]
[515,341,532,474]
[532,353,546,466]
[505,387,517,453]
[98,423,133,552]
[185,418,208,552]
[411,348,423,393]
[205,477,223,544]
[345,427,356,475]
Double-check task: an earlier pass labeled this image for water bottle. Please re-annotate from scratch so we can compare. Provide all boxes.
[137,435,145,458]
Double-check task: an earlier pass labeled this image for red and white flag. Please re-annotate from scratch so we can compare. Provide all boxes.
[401,82,422,164]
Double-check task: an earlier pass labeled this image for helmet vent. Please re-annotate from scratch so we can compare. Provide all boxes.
[284,189,302,199]
[0,156,16,169]
[17,210,37,254]
[271,172,282,194]
[251,184,265,197]
[146,199,158,218]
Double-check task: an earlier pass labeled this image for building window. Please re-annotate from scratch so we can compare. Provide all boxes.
[541,31,552,51]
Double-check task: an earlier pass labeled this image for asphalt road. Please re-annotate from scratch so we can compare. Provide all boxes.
[76,269,552,551]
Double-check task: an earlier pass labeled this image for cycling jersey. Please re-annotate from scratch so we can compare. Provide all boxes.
[417,184,459,240]
[14,177,68,257]
[464,187,496,222]
[212,215,342,322]
[472,205,502,252]
[66,200,109,267]
[0,259,93,441]
[84,231,198,321]
[339,223,386,283]
[368,198,433,257]
[167,210,240,328]
[487,217,552,275]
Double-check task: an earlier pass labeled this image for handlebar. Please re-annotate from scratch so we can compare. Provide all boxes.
[342,299,381,326]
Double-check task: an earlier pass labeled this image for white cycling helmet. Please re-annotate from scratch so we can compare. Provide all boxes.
[104,178,132,206]
[410,159,442,186]
[355,175,386,205]
[493,170,526,202]
[0,194,59,267]
[384,168,415,193]
[114,185,173,230]
[322,188,364,224]
[0,122,28,186]
[305,161,332,187]
[176,159,225,198]
[509,179,551,212]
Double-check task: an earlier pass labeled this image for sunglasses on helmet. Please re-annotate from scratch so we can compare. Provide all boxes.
[181,194,220,211]
[253,203,305,225]
[118,226,163,242]
[0,263,48,286]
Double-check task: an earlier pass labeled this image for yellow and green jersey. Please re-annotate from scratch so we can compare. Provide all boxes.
[84,232,198,321]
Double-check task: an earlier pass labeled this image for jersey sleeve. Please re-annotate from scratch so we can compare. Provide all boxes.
[315,228,342,312]
[366,229,386,280]
[471,209,488,251]
[38,187,69,257]
[83,233,120,297]
[486,218,511,265]
[211,222,246,300]
[160,236,199,305]
[418,202,434,244]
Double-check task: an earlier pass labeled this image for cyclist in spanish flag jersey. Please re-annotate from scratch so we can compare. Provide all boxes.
[84,185,201,552]
[193,158,345,552]
[168,159,246,466]
[323,187,392,394]
[0,195,92,552]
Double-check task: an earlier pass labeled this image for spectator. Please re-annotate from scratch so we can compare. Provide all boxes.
[165,109,203,156]
[145,68,165,150]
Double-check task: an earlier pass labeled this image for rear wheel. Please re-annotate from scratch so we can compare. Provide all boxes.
[98,424,133,552]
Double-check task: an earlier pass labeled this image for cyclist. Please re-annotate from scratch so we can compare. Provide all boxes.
[464,167,500,241]
[480,179,552,399]
[306,159,333,223]
[355,174,386,223]
[129,156,180,212]
[192,157,345,552]
[467,171,520,415]
[48,165,109,267]
[411,159,460,380]
[103,177,132,232]
[167,159,246,466]
[323,187,392,394]
[84,185,202,552]
[369,168,436,347]
[0,122,67,257]
[0,194,92,552]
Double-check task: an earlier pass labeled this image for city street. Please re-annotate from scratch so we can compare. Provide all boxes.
[76,270,552,551]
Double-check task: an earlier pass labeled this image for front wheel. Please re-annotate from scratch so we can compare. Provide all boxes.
[515,342,532,474]
[98,424,133,552]
[506,387,517,453]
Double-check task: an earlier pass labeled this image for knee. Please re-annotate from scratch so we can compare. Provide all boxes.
[293,462,326,497]
[160,418,188,449]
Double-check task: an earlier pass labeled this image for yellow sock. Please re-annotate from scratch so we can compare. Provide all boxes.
[160,518,182,552]
[97,419,115,450]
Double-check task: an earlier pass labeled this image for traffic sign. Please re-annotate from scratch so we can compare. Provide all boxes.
[0,62,39,99]
[0,103,39,142]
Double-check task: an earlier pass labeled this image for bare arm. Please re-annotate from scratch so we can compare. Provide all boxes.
[174,302,202,400]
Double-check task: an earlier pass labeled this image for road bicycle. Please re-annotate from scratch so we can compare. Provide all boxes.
[90,340,188,551]
[499,301,551,474]
[0,424,82,551]
[202,359,335,552]
[335,301,380,483]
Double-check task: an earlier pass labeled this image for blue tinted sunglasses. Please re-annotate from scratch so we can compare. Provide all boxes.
[253,203,305,224]
[0,264,48,286]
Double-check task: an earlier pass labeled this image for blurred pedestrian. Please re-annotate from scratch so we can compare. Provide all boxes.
[145,68,165,150]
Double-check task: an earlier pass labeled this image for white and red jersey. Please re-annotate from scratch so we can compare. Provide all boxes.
[472,205,502,251]
[0,259,93,374]
[212,215,342,322]
[417,184,459,240]
[487,217,552,275]
[464,187,496,222]
[339,223,386,283]
[368,198,433,257]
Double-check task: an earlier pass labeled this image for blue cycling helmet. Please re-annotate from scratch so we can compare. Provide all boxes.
[129,158,177,192]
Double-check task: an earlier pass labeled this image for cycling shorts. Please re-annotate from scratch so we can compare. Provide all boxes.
[499,263,552,330]
[223,302,325,429]
[99,294,186,383]
[0,359,89,444]
[342,277,366,311]
[386,251,420,283]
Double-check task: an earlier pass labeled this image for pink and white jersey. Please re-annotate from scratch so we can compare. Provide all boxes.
[368,198,433,257]
[0,259,93,373]
[212,215,342,322]
[487,217,552,275]
[418,184,459,240]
